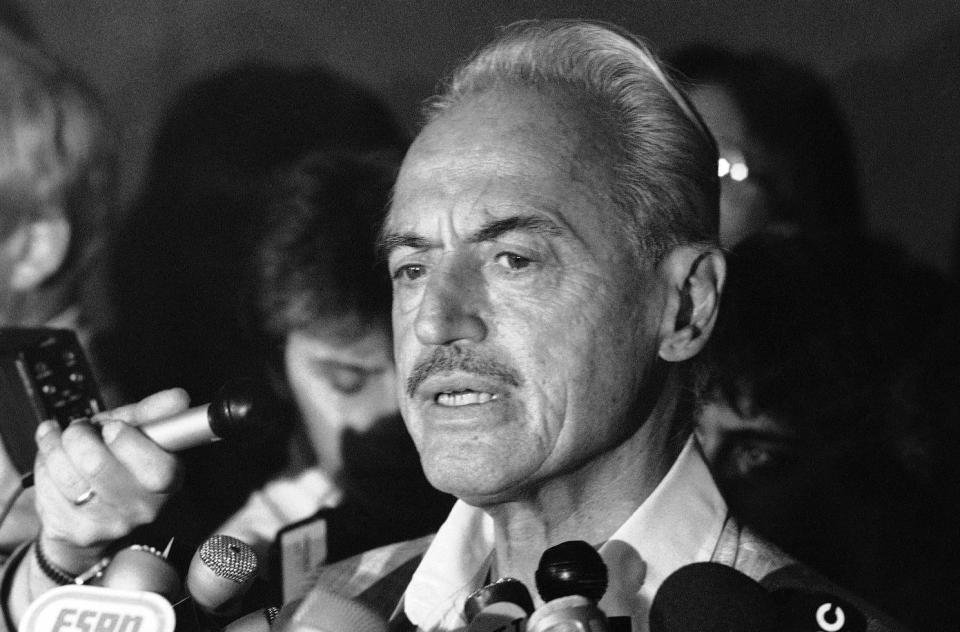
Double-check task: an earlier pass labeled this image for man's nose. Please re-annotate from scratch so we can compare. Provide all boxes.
[414,258,487,345]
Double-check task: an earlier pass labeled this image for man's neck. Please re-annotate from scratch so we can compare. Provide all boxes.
[483,370,688,600]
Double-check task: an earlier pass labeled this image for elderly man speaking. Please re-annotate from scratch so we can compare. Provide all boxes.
[303,19,905,632]
[2,17,903,632]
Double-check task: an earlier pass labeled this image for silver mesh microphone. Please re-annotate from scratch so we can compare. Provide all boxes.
[187,534,260,618]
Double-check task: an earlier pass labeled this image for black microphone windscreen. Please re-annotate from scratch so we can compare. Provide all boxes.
[759,563,869,632]
[649,562,777,632]
[208,378,267,440]
[535,540,608,603]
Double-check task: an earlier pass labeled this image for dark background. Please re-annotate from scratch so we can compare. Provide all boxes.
[22,0,960,275]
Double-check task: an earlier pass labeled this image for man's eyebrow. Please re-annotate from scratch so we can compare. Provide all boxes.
[378,215,565,260]
[467,215,565,243]
[377,231,430,260]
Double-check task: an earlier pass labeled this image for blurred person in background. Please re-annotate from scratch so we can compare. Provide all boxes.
[692,230,958,630]
[0,1,36,44]
[109,62,408,406]
[0,26,118,560]
[0,30,117,365]
[218,151,453,574]
[668,45,862,246]
[107,63,411,548]
[880,293,960,631]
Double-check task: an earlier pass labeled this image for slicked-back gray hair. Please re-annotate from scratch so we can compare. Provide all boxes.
[425,19,719,263]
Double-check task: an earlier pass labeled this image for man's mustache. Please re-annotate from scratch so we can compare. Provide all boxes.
[406,346,523,398]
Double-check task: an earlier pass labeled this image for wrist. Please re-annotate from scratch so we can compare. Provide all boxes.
[33,538,75,585]
[37,534,109,578]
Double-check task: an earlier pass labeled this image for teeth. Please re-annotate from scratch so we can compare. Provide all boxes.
[436,391,497,406]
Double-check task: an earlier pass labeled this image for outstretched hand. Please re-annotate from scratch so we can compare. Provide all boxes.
[32,388,189,574]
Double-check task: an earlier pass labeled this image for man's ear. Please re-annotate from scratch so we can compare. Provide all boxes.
[8,216,71,291]
[657,245,726,362]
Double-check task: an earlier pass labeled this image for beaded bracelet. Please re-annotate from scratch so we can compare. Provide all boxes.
[33,539,75,586]
[34,539,112,586]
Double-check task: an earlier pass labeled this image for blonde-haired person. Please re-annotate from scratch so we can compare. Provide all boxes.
[0,26,119,562]
[0,29,117,344]
[0,28,147,632]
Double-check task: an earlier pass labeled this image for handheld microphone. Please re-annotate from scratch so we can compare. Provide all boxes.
[535,540,608,602]
[768,588,867,632]
[760,564,868,632]
[648,562,777,632]
[538,540,634,631]
[18,380,267,490]
[527,541,614,632]
[20,584,176,632]
[186,534,260,623]
[97,543,182,603]
[465,577,535,632]
[527,595,610,632]
[135,379,266,452]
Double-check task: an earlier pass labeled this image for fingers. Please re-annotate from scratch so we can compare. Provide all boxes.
[34,421,91,509]
[34,420,121,549]
[33,415,183,552]
[93,387,190,427]
[29,389,189,573]
[100,420,183,493]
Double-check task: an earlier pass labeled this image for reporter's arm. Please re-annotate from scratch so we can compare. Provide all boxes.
[2,388,188,628]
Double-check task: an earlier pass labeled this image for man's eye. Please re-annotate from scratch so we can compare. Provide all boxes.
[727,441,795,478]
[734,445,774,474]
[494,252,531,270]
[393,264,426,282]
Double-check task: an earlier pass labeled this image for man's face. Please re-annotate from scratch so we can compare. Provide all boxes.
[384,87,668,504]
[284,316,400,476]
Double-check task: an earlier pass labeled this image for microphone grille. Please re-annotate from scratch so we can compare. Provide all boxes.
[264,606,280,625]
[198,534,259,583]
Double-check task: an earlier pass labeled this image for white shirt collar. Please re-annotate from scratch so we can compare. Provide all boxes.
[404,435,727,632]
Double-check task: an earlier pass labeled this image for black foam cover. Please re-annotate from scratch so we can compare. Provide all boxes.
[759,562,869,632]
[649,562,777,632]
[207,379,265,439]
[535,540,608,602]
[769,588,867,632]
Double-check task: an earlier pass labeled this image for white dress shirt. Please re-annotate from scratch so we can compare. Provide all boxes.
[404,436,728,632]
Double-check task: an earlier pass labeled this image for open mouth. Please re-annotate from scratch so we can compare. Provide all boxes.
[435,390,500,407]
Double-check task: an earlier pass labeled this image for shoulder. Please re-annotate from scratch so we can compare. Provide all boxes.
[711,517,797,580]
